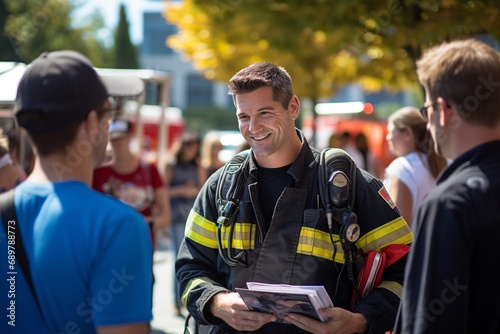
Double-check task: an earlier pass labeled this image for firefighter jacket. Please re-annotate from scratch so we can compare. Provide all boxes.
[176,130,413,334]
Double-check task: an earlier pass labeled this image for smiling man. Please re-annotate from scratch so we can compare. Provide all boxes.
[176,62,413,334]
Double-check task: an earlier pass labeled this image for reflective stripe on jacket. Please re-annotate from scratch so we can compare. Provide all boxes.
[176,130,413,334]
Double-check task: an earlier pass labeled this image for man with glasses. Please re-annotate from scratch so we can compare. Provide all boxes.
[0,51,153,333]
[395,39,500,333]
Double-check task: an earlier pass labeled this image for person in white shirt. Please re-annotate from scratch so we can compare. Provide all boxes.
[383,106,448,228]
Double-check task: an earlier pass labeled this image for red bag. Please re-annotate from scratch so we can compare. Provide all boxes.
[351,244,410,307]
[351,250,386,307]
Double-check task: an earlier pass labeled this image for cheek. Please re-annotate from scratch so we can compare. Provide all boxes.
[387,134,397,148]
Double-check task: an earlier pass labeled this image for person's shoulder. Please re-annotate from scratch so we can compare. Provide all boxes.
[89,187,133,207]
[403,152,428,168]
[205,163,225,187]
[387,155,409,167]
[90,189,147,224]
[441,162,490,189]
[144,161,159,169]
[385,156,412,174]
[424,162,486,208]
[142,161,161,174]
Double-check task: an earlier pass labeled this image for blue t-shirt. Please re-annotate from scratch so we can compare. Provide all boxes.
[0,181,152,333]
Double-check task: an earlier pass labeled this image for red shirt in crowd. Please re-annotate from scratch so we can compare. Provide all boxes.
[92,162,163,248]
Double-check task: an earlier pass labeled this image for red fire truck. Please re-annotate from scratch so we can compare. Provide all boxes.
[301,102,393,170]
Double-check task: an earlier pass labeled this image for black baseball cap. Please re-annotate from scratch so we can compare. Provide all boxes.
[14,50,108,133]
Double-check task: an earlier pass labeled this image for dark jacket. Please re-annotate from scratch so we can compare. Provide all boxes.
[395,140,500,334]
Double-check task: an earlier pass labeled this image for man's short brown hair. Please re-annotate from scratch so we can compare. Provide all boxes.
[416,39,500,126]
[228,61,294,109]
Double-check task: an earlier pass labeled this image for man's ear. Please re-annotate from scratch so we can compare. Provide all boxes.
[437,97,451,127]
[288,95,300,120]
[83,110,100,135]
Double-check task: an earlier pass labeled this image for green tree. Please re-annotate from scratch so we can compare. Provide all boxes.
[1,0,110,65]
[113,3,138,69]
[166,0,500,95]
[184,105,238,133]
[0,0,19,61]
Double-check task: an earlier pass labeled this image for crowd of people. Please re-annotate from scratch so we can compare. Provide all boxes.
[1,37,500,333]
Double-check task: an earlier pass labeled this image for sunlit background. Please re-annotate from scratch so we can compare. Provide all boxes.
[2,0,500,168]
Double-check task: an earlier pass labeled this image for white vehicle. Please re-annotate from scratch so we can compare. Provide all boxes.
[0,63,181,170]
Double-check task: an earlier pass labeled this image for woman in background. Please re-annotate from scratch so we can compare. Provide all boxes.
[200,131,224,177]
[164,131,206,316]
[384,107,448,229]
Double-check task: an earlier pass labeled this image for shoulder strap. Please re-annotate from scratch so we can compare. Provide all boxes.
[0,189,40,307]
[215,149,249,227]
[213,150,250,266]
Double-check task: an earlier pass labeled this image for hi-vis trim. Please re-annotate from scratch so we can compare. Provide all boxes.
[220,223,255,249]
[185,210,218,249]
[181,276,217,306]
[185,210,255,250]
[377,280,403,299]
[356,217,413,252]
[297,227,345,263]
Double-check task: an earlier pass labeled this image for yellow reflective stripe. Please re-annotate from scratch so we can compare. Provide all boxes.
[221,223,255,249]
[181,277,218,306]
[297,227,344,263]
[356,217,413,252]
[377,280,403,299]
[185,210,218,249]
[185,210,255,250]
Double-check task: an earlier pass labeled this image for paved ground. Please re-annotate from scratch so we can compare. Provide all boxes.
[150,237,187,334]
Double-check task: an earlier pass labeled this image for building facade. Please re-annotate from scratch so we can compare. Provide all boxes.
[140,3,229,110]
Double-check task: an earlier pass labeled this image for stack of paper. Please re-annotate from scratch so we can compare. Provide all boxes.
[236,282,334,322]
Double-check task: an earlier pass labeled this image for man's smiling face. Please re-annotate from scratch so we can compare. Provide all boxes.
[235,86,297,167]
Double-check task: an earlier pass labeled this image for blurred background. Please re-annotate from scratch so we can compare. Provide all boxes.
[2,2,499,333]
[1,0,500,171]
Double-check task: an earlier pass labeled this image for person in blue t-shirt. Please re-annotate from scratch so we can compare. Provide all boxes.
[0,51,152,334]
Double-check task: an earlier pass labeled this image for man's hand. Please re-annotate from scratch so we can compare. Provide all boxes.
[209,292,277,331]
[285,307,368,334]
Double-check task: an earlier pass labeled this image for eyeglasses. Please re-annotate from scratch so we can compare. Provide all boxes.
[419,104,434,121]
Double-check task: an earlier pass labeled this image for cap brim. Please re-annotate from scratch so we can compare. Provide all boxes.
[99,75,144,98]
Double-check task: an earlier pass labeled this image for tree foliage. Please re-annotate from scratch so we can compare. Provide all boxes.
[0,0,19,61]
[165,0,500,102]
[184,105,238,133]
[113,3,139,69]
[1,0,111,66]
